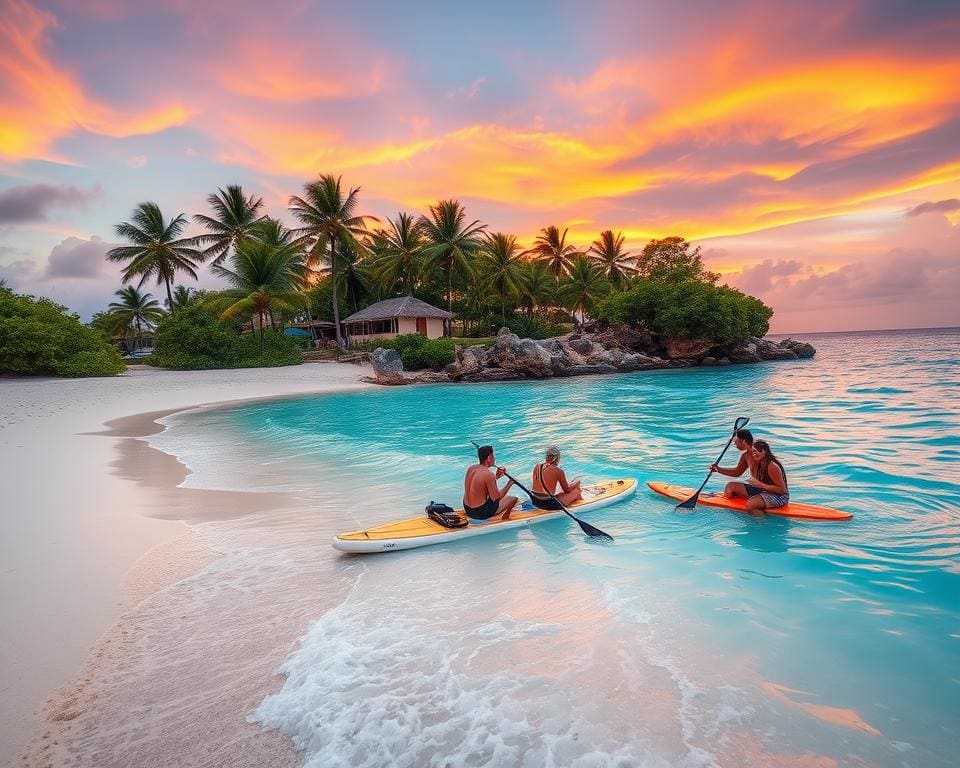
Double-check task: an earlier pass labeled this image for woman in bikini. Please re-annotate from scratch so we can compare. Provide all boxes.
[743,439,789,513]
[530,446,583,510]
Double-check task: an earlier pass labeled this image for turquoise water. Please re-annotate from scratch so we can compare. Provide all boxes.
[165,328,959,766]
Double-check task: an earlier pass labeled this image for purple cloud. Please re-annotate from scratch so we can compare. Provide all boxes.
[727,259,806,294]
[0,184,101,225]
[905,199,960,217]
[45,236,115,279]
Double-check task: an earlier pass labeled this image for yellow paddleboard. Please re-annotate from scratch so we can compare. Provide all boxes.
[333,478,637,553]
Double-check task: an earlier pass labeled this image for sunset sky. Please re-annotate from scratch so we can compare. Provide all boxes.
[1,0,958,332]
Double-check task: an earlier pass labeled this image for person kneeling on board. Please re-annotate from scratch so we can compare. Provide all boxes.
[530,446,583,510]
[463,444,519,521]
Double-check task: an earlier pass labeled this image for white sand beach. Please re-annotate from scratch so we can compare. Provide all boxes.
[0,363,373,767]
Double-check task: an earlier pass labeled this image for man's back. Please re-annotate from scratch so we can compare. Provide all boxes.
[464,464,493,507]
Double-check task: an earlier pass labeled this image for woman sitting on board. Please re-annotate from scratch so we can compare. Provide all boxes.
[530,446,583,510]
[741,440,790,512]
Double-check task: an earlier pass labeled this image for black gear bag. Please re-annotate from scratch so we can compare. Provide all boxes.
[425,501,468,529]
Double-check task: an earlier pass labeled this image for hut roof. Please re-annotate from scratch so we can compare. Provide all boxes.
[342,296,453,323]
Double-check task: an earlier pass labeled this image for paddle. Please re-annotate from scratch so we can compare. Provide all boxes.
[675,416,750,510]
[469,441,614,542]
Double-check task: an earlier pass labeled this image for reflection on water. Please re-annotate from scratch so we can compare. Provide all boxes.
[156,328,960,767]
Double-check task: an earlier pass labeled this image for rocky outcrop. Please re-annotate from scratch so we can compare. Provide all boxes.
[778,338,816,358]
[727,336,811,363]
[665,337,713,360]
[373,323,815,385]
[370,347,407,384]
[484,330,553,378]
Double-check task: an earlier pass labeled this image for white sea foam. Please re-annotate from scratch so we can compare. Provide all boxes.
[251,560,757,768]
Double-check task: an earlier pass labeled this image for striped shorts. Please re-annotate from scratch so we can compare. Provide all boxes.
[745,485,789,509]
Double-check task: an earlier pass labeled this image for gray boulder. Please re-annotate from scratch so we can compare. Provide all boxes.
[485,329,553,378]
[754,336,798,361]
[445,344,487,380]
[461,367,523,383]
[779,338,816,358]
[371,347,406,384]
[617,353,668,372]
[726,340,762,363]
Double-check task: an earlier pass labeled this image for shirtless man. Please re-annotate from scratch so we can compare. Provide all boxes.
[463,444,519,521]
[709,428,759,499]
[530,446,582,510]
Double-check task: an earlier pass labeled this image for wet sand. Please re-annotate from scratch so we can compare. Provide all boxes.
[0,363,373,767]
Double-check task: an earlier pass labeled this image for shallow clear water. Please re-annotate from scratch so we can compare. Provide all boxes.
[157,328,960,767]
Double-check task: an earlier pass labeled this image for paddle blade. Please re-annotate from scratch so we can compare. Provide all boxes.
[675,492,700,509]
[576,518,614,541]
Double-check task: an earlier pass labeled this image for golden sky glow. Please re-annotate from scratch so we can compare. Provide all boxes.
[1,0,958,330]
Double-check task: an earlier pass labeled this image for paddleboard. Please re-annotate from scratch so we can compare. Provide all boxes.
[333,478,637,553]
[646,481,853,521]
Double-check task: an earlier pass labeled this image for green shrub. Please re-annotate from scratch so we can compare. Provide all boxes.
[595,279,772,345]
[366,333,455,370]
[152,304,301,369]
[0,289,125,376]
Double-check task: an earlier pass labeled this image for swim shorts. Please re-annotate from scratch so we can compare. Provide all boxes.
[464,497,499,520]
[745,485,789,509]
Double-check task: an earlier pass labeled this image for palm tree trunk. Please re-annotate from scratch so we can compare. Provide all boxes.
[164,278,174,311]
[135,316,143,351]
[446,268,453,315]
[258,313,264,359]
[331,237,343,348]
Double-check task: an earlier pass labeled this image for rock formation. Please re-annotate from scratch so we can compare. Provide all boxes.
[380,324,815,385]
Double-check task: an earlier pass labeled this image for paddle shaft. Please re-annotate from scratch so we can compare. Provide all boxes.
[676,416,750,508]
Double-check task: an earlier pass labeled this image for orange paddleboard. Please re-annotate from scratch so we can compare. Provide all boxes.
[647,481,853,521]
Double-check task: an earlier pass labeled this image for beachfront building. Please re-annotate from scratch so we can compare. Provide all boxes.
[342,296,453,343]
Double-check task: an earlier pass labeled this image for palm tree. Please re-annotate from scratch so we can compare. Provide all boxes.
[524,225,580,280]
[193,185,267,267]
[108,285,165,351]
[289,175,376,348]
[588,230,636,287]
[336,242,371,314]
[481,232,524,325]
[106,202,203,308]
[209,237,307,359]
[518,261,555,316]
[370,212,426,296]
[167,285,196,311]
[419,200,487,314]
[558,255,610,329]
[248,217,312,323]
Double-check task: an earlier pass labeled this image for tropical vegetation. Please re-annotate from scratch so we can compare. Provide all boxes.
[107,286,164,351]
[0,286,125,376]
[88,174,775,372]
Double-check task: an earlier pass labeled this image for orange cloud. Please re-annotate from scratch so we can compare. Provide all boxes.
[0,0,191,162]
[207,37,392,103]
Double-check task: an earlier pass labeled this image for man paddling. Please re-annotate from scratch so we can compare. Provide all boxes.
[709,428,759,499]
[463,445,519,521]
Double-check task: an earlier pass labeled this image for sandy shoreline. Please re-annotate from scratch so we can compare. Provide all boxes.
[0,363,374,767]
